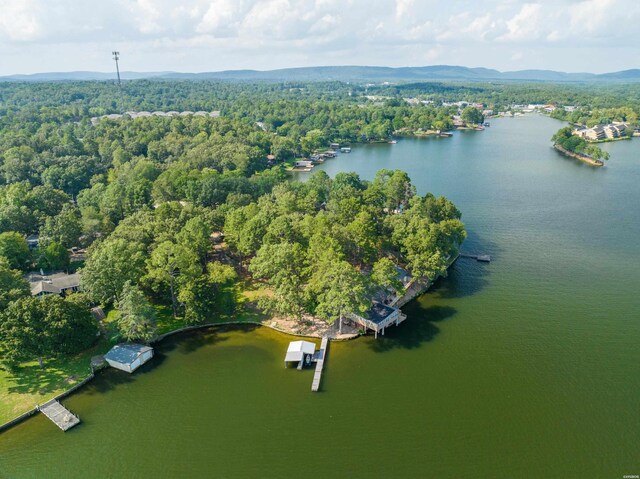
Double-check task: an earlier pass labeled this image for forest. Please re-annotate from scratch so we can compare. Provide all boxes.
[0,77,638,370]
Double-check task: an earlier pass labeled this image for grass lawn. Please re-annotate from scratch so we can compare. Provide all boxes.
[0,338,112,423]
[0,282,270,425]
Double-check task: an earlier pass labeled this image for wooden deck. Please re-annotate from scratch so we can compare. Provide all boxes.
[38,399,80,431]
[311,337,329,392]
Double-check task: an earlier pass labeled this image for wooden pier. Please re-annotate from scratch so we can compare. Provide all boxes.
[311,337,329,392]
[38,399,80,431]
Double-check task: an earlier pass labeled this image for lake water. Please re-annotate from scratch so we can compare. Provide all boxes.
[1,115,639,478]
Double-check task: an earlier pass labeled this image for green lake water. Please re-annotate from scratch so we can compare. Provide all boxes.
[1,115,639,478]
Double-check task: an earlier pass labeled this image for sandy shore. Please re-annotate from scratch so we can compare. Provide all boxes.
[554,144,604,167]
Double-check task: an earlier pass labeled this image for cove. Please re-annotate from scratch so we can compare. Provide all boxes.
[1,115,639,478]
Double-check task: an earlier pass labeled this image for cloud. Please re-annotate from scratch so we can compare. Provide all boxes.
[0,0,42,41]
[1,0,640,74]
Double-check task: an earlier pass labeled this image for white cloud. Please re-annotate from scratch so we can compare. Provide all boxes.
[499,3,543,42]
[1,0,640,74]
[0,0,42,41]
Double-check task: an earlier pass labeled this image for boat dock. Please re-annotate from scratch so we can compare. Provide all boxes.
[460,253,491,262]
[38,399,80,431]
[311,337,328,392]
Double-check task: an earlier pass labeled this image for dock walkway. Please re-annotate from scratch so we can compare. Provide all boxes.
[38,399,80,431]
[311,337,329,392]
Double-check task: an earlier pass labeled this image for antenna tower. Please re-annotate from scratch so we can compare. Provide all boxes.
[112,51,121,86]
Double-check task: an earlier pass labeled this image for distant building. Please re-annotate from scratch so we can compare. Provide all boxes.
[26,234,39,249]
[104,344,154,373]
[91,110,220,125]
[575,123,629,141]
[29,272,80,297]
[295,160,314,168]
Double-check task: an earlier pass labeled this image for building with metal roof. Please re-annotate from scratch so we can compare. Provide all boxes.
[104,344,154,373]
[284,341,316,369]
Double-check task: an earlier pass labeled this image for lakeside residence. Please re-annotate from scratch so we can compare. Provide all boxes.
[574,123,630,141]
[28,272,81,297]
[90,110,220,125]
[346,303,407,339]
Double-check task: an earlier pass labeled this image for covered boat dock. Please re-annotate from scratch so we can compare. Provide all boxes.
[346,302,407,338]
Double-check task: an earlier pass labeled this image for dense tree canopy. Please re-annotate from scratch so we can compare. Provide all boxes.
[0,295,98,369]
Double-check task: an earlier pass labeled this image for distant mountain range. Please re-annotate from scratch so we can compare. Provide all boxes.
[2,65,640,83]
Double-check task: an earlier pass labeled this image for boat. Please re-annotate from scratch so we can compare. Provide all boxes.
[388,140,397,144]
[484,122,491,127]
[340,147,351,153]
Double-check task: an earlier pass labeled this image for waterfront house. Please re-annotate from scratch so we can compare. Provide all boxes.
[295,160,314,168]
[603,125,620,139]
[104,344,154,373]
[576,123,628,141]
[29,272,80,297]
[346,302,407,339]
[584,126,606,141]
[284,341,316,368]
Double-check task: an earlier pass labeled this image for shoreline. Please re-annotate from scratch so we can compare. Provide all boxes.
[553,144,604,167]
[0,319,355,434]
[0,253,460,433]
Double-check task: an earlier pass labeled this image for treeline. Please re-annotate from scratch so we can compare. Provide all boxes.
[550,106,639,127]
[374,81,640,115]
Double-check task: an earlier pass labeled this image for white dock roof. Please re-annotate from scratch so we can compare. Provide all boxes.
[285,340,315,362]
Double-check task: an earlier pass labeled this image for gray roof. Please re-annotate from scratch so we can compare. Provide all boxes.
[365,302,398,325]
[30,272,80,296]
[105,344,153,365]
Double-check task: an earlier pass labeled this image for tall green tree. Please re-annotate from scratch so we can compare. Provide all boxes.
[0,295,98,369]
[39,241,70,272]
[0,232,31,271]
[39,204,82,248]
[461,106,484,125]
[372,257,404,295]
[81,238,147,304]
[176,216,211,267]
[249,242,309,321]
[0,258,30,310]
[116,281,157,342]
[308,259,372,327]
[145,241,200,317]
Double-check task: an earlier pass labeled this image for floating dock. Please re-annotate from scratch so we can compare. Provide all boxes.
[311,337,329,392]
[38,399,80,431]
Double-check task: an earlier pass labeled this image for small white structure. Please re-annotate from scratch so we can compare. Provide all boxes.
[284,341,316,369]
[104,344,154,373]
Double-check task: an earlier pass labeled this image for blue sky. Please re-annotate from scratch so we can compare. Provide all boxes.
[1,0,639,75]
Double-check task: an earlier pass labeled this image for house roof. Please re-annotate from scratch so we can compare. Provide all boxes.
[29,272,80,295]
[365,302,398,325]
[105,344,153,365]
